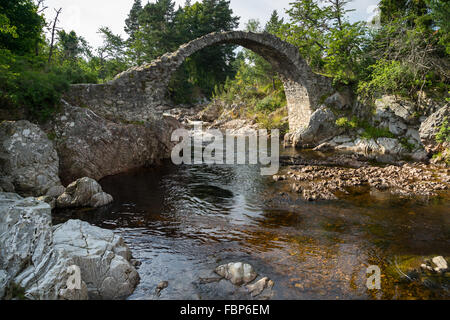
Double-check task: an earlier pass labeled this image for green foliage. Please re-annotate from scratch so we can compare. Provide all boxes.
[436,117,450,144]
[0,50,69,121]
[399,137,416,152]
[277,0,449,98]
[360,0,449,99]
[265,10,284,34]
[428,0,450,54]
[336,116,395,139]
[279,0,368,84]
[125,0,240,103]
[256,111,289,136]
[359,123,395,140]
[336,116,358,130]
[357,60,415,99]
[255,91,286,113]
[0,0,44,55]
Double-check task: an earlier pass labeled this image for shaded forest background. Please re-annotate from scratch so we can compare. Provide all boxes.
[0,0,448,121]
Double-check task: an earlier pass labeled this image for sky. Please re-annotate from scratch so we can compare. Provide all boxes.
[42,0,380,49]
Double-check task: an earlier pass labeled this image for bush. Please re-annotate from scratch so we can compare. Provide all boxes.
[357,60,415,99]
[335,116,395,139]
[256,112,289,136]
[255,91,286,113]
[336,116,358,130]
[15,69,69,120]
[359,122,395,140]
[0,50,70,121]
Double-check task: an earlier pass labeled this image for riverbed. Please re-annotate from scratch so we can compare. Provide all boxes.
[53,145,450,300]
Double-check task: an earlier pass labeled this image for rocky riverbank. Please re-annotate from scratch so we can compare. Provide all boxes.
[0,119,140,300]
[0,193,139,300]
[186,92,449,166]
[273,152,450,201]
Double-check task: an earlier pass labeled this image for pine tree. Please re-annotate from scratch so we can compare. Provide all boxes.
[125,0,142,41]
[265,10,284,35]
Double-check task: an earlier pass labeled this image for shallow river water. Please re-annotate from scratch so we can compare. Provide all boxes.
[54,145,450,300]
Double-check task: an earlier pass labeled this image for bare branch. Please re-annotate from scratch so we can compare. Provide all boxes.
[48,8,62,64]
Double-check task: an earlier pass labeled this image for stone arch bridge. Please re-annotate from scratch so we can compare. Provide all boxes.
[67,31,333,134]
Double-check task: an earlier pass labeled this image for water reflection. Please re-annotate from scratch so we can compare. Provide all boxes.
[53,147,450,300]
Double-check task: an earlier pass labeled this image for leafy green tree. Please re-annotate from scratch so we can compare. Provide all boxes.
[96,27,129,81]
[167,0,240,102]
[56,30,91,61]
[132,0,177,62]
[280,0,367,84]
[359,0,449,99]
[428,0,450,54]
[0,0,44,55]
[0,13,18,38]
[125,0,143,63]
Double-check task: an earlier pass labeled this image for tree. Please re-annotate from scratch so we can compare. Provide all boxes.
[125,0,142,41]
[428,0,450,54]
[359,0,449,99]
[130,0,177,62]
[97,27,128,81]
[0,0,44,55]
[167,0,240,102]
[282,0,367,84]
[265,10,284,34]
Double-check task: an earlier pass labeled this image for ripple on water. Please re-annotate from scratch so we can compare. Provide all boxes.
[53,150,450,300]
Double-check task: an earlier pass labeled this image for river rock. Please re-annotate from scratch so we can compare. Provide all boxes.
[330,137,427,163]
[431,256,448,273]
[90,192,114,208]
[0,120,63,197]
[215,262,258,286]
[375,95,417,123]
[198,103,223,122]
[56,177,113,208]
[246,277,269,297]
[48,101,181,184]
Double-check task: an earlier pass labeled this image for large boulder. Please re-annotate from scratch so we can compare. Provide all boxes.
[198,103,223,122]
[0,193,139,300]
[0,120,63,197]
[419,105,450,152]
[288,106,342,147]
[0,192,88,300]
[47,101,181,184]
[53,220,140,300]
[56,177,113,208]
[316,136,428,163]
[374,95,418,124]
[324,91,352,111]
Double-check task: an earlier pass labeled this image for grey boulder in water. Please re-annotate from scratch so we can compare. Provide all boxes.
[56,177,113,208]
[215,262,258,286]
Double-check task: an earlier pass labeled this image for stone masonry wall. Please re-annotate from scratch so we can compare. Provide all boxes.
[65,31,333,133]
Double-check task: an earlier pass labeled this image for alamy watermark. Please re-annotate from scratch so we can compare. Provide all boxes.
[171,123,280,176]
[66,265,82,290]
[366,265,381,290]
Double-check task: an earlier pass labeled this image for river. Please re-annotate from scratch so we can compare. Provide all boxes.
[53,140,450,300]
